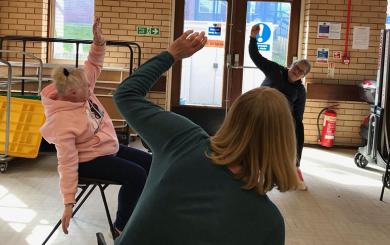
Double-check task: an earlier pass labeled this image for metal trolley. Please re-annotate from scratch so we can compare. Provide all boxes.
[0,50,44,172]
[353,29,390,200]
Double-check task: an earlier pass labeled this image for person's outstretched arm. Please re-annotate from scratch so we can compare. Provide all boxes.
[84,17,105,92]
[114,30,208,153]
[248,24,281,78]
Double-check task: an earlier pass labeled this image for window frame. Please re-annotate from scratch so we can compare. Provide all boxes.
[171,0,302,108]
[48,0,94,65]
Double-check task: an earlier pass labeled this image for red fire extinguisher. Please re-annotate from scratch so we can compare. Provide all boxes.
[317,105,338,147]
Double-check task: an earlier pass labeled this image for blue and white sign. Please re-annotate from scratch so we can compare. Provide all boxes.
[208,26,222,36]
[255,22,274,56]
[316,48,329,62]
[257,43,270,51]
[256,23,272,43]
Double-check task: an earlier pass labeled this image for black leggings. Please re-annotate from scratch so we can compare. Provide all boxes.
[296,120,304,167]
[78,145,152,231]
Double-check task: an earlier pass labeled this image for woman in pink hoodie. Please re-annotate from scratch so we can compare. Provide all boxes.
[40,17,151,236]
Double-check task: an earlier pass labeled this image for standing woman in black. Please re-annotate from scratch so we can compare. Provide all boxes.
[249,24,311,190]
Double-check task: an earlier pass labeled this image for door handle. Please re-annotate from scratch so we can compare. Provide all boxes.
[226,53,241,68]
[226,53,257,69]
[230,65,258,69]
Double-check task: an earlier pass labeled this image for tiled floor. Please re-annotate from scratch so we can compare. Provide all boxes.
[1,145,390,245]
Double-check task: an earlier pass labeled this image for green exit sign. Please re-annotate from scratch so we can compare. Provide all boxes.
[137,26,160,36]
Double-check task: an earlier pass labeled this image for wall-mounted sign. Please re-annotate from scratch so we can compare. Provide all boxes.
[317,22,341,39]
[333,51,342,60]
[316,48,329,63]
[137,26,160,36]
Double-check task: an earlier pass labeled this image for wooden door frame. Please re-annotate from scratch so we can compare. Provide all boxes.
[171,0,301,108]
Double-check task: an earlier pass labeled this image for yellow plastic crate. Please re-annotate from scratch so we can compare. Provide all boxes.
[0,96,45,158]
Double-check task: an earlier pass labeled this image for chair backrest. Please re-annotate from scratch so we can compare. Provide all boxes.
[171,106,226,135]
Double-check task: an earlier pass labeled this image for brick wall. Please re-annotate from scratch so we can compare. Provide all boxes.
[0,0,170,109]
[0,0,388,145]
[0,0,172,67]
[0,0,49,60]
[304,100,369,146]
[95,0,172,68]
[94,0,172,108]
[301,0,387,146]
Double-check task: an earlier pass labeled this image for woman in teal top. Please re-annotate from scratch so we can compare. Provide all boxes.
[113,30,299,245]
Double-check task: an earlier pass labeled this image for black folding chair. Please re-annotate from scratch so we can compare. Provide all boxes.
[42,177,120,244]
[96,232,108,245]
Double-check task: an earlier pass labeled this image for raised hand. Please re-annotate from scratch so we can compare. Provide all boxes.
[167,30,208,61]
[93,17,105,46]
[250,24,260,39]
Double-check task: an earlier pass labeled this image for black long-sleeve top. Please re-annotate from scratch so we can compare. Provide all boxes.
[249,37,306,122]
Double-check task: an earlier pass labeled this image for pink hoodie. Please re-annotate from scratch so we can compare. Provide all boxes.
[40,44,119,204]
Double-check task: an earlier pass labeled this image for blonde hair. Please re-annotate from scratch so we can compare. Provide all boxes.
[208,87,298,194]
[51,67,87,95]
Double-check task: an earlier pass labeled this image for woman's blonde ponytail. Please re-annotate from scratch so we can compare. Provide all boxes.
[52,66,68,94]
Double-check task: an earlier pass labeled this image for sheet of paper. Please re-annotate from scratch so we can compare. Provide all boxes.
[329,23,341,39]
[352,26,370,49]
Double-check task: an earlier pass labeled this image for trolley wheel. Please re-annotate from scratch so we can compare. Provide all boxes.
[354,153,368,168]
[359,155,369,168]
[0,162,8,173]
[382,172,390,189]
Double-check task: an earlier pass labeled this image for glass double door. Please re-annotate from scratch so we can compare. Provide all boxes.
[171,0,300,128]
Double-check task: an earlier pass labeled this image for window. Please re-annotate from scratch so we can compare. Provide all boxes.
[387,1,390,29]
[248,2,256,14]
[51,0,94,61]
[198,0,223,14]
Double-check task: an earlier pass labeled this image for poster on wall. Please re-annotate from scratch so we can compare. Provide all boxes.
[317,22,341,39]
[316,48,329,63]
[352,26,370,49]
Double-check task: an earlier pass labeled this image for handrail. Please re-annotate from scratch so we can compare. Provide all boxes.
[0,50,43,94]
[0,58,12,157]
[0,35,141,71]
[0,35,142,94]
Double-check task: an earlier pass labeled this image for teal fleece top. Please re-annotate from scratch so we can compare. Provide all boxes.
[113,51,285,245]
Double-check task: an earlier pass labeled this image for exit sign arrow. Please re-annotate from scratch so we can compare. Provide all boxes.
[137,26,160,36]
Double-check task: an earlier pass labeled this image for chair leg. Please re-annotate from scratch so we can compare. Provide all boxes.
[42,218,62,245]
[42,184,95,245]
[96,232,108,245]
[72,185,97,217]
[98,184,117,240]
